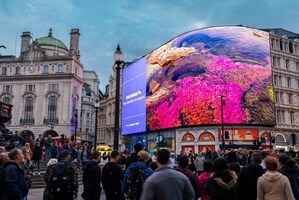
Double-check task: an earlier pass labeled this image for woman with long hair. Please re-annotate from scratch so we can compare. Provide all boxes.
[205,157,237,200]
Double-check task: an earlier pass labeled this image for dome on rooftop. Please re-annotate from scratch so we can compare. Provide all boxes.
[36,28,68,51]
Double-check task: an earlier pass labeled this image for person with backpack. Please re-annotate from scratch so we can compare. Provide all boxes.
[0,148,29,200]
[102,150,125,200]
[123,150,153,200]
[43,158,58,200]
[47,150,78,200]
[82,150,102,200]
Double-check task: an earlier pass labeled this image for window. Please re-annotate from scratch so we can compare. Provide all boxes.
[296,62,299,72]
[24,97,34,121]
[290,111,295,124]
[280,93,283,104]
[288,94,293,104]
[1,67,7,75]
[49,84,58,91]
[15,66,21,75]
[276,110,281,123]
[286,59,289,70]
[47,96,57,121]
[26,85,35,92]
[3,97,10,104]
[43,65,49,73]
[279,76,282,86]
[275,92,279,103]
[287,78,292,88]
[86,112,90,118]
[57,64,64,73]
[282,111,285,123]
[3,85,12,92]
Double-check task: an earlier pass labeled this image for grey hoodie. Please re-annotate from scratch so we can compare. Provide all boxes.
[257,171,295,200]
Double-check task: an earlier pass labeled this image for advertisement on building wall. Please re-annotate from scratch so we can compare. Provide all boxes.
[122,26,275,135]
[219,128,259,141]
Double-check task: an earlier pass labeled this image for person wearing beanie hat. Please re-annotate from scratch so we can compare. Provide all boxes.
[47,158,58,167]
[44,158,58,200]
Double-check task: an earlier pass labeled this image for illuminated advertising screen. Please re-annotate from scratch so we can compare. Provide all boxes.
[122,57,147,135]
[122,26,275,135]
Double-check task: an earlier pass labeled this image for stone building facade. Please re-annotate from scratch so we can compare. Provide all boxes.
[81,70,99,143]
[0,28,85,140]
[267,28,299,148]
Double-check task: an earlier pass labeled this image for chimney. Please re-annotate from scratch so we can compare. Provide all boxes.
[20,32,31,54]
[69,28,80,57]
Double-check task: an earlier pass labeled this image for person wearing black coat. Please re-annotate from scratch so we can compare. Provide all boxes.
[237,152,264,200]
[82,150,102,200]
[31,141,43,175]
[1,148,29,200]
[125,143,142,170]
[279,154,299,199]
[205,157,238,200]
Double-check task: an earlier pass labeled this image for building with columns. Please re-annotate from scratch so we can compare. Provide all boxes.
[0,28,85,140]
[80,70,99,143]
[265,28,299,149]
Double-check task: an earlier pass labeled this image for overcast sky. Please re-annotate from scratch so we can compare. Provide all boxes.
[1,0,299,90]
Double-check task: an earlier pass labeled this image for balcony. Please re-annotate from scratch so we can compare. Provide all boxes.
[43,117,59,125]
[20,117,35,124]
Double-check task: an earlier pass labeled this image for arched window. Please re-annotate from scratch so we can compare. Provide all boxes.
[57,64,64,73]
[1,67,7,75]
[24,97,34,123]
[15,66,21,75]
[48,96,57,122]
[182,133,195,141]
[43,65,49,73]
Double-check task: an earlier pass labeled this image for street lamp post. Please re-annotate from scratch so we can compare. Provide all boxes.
[113,44,123,150]
[94,99,100,149]
[220,96,226,149]
[74,109,78,144]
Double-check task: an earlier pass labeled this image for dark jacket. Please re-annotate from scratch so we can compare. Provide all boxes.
[31,146,43,161]
[82,160,102,200]
[2,161,29,200]
[102,162,124,192]
[205,170,238,200]
[50,146,58,159]
[125,152,137,170]
[237,163,264,200]
[280,166,299,199]
[176,167,201,199]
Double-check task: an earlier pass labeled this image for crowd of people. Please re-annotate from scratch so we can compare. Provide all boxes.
[1,131,299,200]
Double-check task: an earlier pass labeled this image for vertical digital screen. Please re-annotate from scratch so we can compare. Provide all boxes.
[122,57,146,135]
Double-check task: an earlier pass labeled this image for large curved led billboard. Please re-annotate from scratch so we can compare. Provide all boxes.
[122,26,275,135]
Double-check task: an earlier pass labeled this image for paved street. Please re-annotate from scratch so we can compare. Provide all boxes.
[28,185,106,200]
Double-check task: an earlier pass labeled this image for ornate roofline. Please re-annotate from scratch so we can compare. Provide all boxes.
[0,73,81,81]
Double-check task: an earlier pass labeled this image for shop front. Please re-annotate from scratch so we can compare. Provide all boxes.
[177,128,218,154]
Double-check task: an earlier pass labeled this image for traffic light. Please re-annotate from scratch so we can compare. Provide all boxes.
[71,135,74,142]
[224,131,230,139]
[253,139,257,146]
[292,134,296,146]
[271,136,275,143]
